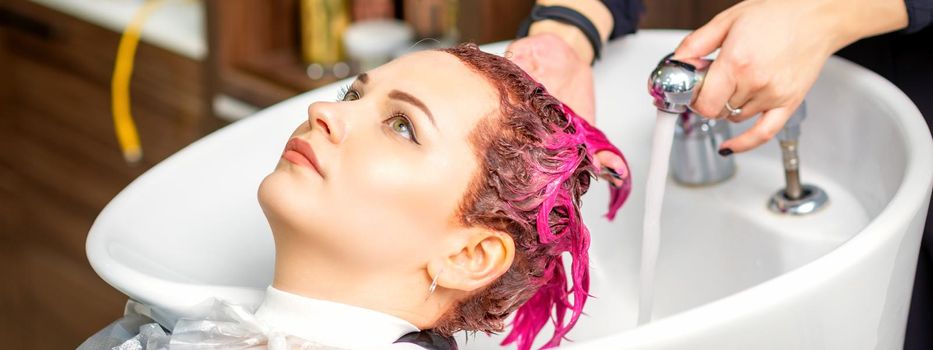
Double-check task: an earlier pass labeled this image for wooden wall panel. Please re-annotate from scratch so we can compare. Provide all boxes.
[458,0,534,44]
[0,1,215,348]
[0,162,27,350]
[3,1,208,125]
[640,0,741,30]
[207,0,310,107]
[11,57,197,168]
[19,245,126,349]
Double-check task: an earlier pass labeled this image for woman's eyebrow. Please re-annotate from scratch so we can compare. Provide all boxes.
[389,90,436,128]
[356,73,369,84]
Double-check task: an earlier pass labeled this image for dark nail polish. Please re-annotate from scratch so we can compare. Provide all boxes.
[718,148,734,157]
[600,167,625,188]
[602,166,623,180]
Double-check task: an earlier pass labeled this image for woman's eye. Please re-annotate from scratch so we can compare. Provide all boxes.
[342,89,360,101]
[387,114,418,143]
[338,84,360,102]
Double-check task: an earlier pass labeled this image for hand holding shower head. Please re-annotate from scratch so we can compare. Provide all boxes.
[647,53,713,114]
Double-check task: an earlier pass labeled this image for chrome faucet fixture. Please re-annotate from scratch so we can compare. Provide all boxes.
[649,54,734,185]
[670,111,736,185]
[768,101,829,215]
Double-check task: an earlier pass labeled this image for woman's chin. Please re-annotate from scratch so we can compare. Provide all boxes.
[259,170,329,227]
[259,171,305,219]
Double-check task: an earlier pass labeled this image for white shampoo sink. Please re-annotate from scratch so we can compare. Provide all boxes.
[87,30,933,349]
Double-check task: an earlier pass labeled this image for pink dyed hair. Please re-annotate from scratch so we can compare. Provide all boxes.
[432,44,630,350]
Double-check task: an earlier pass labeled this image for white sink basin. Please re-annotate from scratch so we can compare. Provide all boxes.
[87,30,933,349]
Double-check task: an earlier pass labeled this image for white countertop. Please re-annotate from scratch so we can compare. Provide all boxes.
[31,0,206,60]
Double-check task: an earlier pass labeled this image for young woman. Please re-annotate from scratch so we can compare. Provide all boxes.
[106,44,630,350]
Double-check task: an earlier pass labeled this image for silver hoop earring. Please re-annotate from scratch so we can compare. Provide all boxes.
[427,267,444,299]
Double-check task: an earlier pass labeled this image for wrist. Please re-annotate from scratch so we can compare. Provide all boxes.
[530,0,614,62]
[819,0,908,51]
[529,20,596,63]
[536,0,613,42]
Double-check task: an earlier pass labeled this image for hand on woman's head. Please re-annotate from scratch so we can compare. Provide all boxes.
[507,33,595,123]
[507,34,629,186]
[674,0,908,154]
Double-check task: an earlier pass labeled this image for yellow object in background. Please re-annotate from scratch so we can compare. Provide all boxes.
[112,0,168,164]
[300,0,351,65]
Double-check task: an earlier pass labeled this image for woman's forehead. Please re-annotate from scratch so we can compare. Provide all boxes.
[376,51,492,94]
[372,50,499,131]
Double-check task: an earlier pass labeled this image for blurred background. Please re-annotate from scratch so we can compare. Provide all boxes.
[0,0,738,348]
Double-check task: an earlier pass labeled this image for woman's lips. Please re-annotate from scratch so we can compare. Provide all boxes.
[283,138,324,176]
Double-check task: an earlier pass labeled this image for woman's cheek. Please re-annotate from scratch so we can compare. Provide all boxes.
[361,164,452,225]
[347,152,424,192]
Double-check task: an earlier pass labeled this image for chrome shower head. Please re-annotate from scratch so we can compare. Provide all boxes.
[647,53,713,114]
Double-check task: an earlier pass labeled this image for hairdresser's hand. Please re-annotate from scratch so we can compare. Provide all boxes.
[508,0,611,122]
[675,0,908,154]
[508,33,627,186]
[508,32,596,123]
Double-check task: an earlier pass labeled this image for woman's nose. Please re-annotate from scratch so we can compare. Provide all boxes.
[307,102,346,144]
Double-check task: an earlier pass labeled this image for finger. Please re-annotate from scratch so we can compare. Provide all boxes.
[691,60,736,119]
[505,41,526,61]
[506,36,535,57]
[720,83,754,121]
[725,73,753,111]
[596,152,629,187]
[726,82,790,122]
[720,106,793,153]
[674,11,738,59]
[727,96,768,123]
[506,46,536,73]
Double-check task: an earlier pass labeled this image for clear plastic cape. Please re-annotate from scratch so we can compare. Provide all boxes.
[79,299,347,350]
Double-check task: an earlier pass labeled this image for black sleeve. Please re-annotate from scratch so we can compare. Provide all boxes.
[904,0,933,33]
[600,0,645,39]
[395,330,458,349]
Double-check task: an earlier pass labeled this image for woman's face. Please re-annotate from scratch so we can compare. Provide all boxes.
[259,51,499,275]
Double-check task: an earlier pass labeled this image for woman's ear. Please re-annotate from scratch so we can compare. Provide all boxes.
[433,229,515,293]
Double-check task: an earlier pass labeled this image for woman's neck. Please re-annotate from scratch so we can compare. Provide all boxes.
[255,286,420,347]
[271,243,444,329]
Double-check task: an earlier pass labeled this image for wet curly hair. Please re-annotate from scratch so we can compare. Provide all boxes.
[430,44,630,350]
